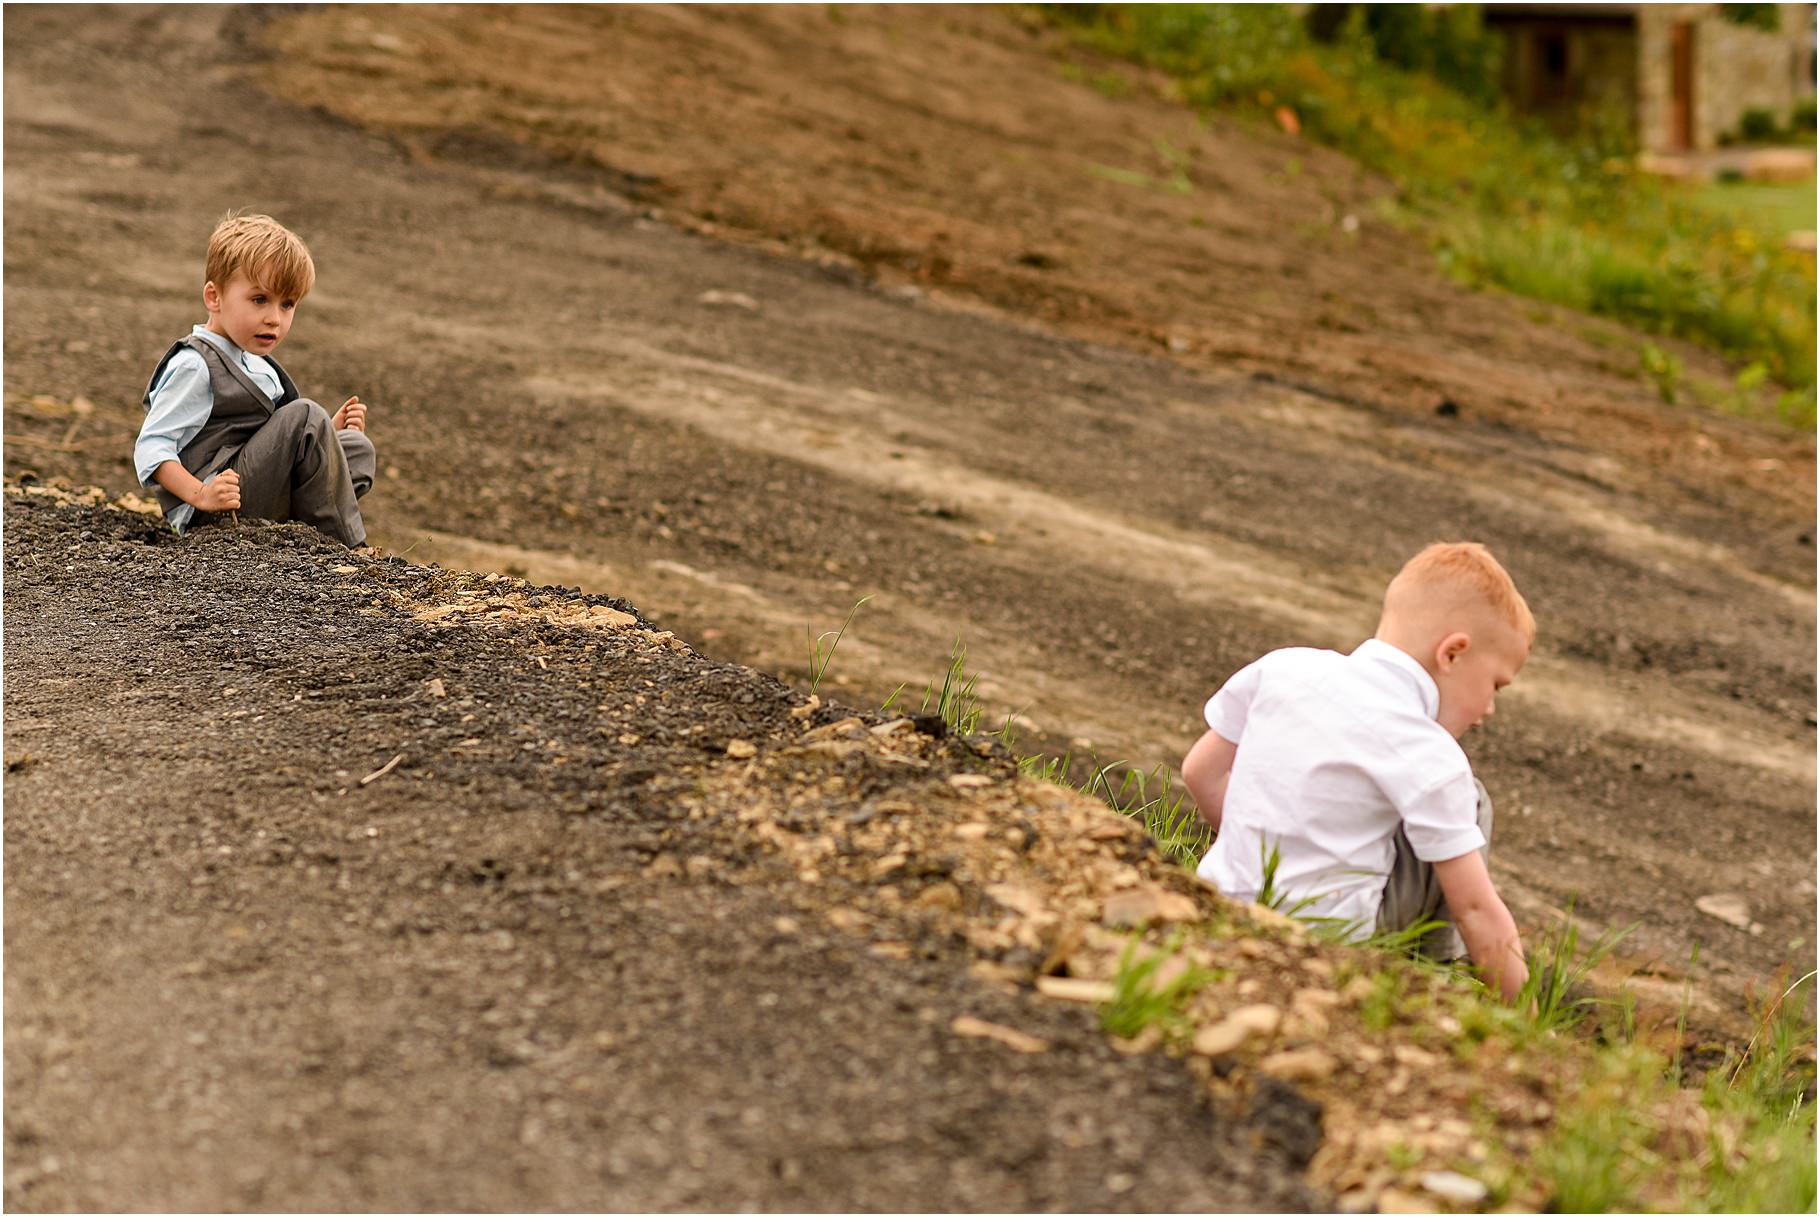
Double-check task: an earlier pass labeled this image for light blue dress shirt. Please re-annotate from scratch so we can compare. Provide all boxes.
[134,325,284,531]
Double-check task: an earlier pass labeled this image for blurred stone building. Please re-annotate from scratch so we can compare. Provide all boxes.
[1483,3,1816,150]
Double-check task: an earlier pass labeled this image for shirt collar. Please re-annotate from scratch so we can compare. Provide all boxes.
[1352,638,1441,720]
[191,323,252,363]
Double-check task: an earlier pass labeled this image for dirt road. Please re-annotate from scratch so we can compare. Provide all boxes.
[3,5,1814,1207]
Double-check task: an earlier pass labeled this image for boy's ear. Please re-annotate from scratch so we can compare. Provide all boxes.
[1434,631,1471,671]
[202,280,221,314]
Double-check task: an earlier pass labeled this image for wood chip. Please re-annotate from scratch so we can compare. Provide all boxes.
[357,753,405,786]
[1034,976,1115,1004]
[951,1016,1049,1054]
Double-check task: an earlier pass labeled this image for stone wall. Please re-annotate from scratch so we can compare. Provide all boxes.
[1636,3,1815,151]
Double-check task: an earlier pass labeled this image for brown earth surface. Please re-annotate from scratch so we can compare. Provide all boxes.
[3,4,1815,1210]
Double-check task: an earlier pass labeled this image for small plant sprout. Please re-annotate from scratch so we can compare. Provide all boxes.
[806,594,871,696]
[1100,933,1217,1041]
[917,637,985,735]
[1726,968,1817,1113]
[1515,903,1635,1035]
[1639,341,1683,404]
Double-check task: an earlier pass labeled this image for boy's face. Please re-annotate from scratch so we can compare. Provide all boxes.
[1433,623,1528,739]
[204,268,299,356]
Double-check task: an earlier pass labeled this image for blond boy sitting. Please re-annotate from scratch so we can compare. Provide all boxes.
[1181,542,1532,1001]
[133,212,375,547]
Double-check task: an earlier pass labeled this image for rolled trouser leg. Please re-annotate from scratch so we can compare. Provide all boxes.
[339,427,376,500]
[229,399,367,547]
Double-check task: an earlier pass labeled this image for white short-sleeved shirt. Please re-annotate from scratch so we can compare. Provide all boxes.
[1195,638,1483,938]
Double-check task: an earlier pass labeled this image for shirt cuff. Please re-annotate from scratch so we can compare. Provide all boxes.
[136,448,180,488]
[1406,825,1487,864]
[1203,693,1244,742]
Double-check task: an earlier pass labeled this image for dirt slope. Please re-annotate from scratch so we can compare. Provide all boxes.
[4,489,1329,1211]
[2,7,1813,1202]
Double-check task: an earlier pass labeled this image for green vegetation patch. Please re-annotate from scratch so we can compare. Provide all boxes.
[879,626,1815,1211]
[1046,4,1817,423]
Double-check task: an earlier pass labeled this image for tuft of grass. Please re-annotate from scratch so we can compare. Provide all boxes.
[1100,933,1218,1040]
[1534,1048,1660,1212]
[894,639,1212,865]
[1086,759,1209,867]
[1255,836,1321,918]
[887,637,986,735]
[806,595,872,696]
[1723,969,1818,1123]
[1517,907,1634,1035]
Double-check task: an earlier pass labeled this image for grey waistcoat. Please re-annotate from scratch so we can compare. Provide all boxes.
[142,336,299,516]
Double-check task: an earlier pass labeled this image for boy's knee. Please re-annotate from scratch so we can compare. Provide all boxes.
[275,397,334,435]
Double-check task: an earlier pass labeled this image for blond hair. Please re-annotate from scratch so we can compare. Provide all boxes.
[1382,541,1535,644]
[206,212,315,301]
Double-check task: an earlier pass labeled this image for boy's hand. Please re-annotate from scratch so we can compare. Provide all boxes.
[193,470,241,513]
[331,396,368,432]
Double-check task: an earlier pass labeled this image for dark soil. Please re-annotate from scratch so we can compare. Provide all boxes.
[3,492,1320,1211]
[3,5,1814,1209]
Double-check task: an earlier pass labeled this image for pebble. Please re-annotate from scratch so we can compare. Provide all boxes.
[1191,1004,1282,1056]
[1419,1170,1489,1206]
[948,773,993,790]
[1257,1047,1338,1081]
[725,739,757,759]
[1101,886,1201,928]
[915,881,963,912]
[1695,893,1756,932]
[1375,1188,1430,1214]
[587,605,638,628]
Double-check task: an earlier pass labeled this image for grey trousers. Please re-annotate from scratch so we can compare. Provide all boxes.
[197,398,375,548]
[1376,779,1494,960]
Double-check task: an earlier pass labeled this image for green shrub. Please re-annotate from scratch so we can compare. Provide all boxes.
[1738,106,1780,143]
[1312,3,1504,106]
[1045,4,1817,401]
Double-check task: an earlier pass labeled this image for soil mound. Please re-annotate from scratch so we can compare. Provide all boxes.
[4,488,1327,1211]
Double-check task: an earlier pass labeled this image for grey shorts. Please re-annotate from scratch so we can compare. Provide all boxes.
[1375,779,1494,959]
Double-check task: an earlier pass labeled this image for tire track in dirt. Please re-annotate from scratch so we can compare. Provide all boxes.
[510,348,1813,789]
